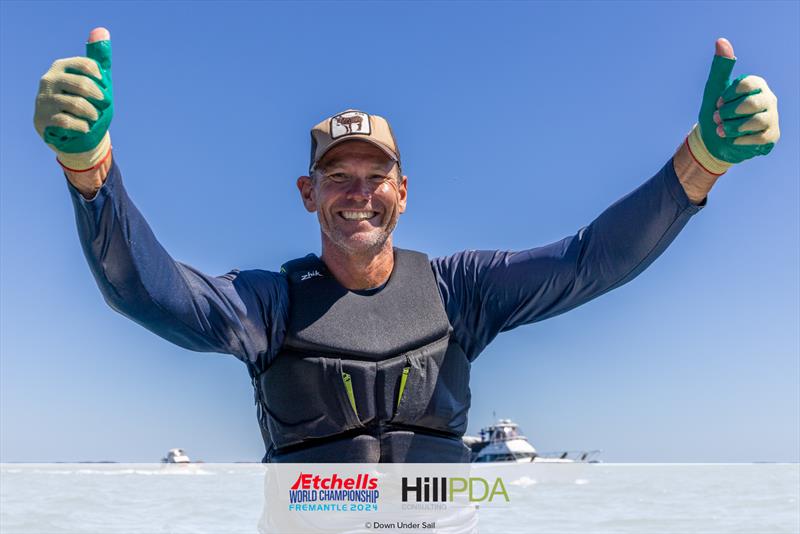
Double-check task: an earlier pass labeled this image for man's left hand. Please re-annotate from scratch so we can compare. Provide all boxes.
[687,38,780,175]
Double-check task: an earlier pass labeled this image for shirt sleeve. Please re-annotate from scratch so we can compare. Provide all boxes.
[67,160,288,369]
[431,159,703,362]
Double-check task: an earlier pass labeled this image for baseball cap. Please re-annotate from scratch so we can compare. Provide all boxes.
[309,109,401,173]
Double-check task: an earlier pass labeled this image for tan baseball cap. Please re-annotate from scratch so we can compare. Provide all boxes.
[309,109,401,173]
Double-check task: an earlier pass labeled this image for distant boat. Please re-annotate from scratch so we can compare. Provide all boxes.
[463,419,600,463]
[161,448,191,464]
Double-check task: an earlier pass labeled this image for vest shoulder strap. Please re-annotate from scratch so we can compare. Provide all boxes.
[280,254,328,284]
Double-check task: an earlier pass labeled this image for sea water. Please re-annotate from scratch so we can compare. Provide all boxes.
[1,463,797,533]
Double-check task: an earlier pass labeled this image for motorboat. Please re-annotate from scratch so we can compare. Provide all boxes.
[463,419,600,463]
[161,448,192,464]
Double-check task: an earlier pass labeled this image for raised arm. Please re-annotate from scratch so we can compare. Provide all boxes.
[434,38,780,362]
[33,27,286,365]
[67,160,285,364]
[434,158,698,361]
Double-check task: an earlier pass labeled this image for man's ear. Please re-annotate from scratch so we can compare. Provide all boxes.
[297,175,317,212]
[398,175,408,214]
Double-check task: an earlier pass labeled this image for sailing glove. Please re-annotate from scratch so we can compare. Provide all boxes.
[688,47,780,175]
[34,30,113,171]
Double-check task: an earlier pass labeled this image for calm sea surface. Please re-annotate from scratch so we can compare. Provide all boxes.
[1,463,797,533]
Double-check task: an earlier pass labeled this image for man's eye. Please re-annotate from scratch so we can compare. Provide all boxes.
[371,175,388,182]
[328,173,347,182]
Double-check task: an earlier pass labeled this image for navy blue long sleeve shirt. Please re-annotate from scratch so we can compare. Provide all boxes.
[69,159,701,374]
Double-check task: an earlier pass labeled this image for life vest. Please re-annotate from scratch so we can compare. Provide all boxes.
[252,249,472,462]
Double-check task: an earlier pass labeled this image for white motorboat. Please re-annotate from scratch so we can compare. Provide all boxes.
[161,448,192,464]
[464,419,600,463]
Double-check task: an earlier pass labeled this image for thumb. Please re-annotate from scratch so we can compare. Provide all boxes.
[715,37,735,60]
[86,27,112,71]
[702,37,736,116]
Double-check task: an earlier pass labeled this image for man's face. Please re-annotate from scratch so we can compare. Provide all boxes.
[297,141,408,254]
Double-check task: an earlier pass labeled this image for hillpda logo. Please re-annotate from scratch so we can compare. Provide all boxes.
[401,476,509,503]
[288,473,380,512]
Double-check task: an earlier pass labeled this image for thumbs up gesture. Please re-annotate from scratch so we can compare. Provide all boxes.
[688,38,780,174]
[34,27,114,171]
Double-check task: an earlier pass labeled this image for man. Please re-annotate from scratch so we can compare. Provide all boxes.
[33,28,780,462]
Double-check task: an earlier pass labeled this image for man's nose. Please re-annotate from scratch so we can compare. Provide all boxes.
[345,177,372,199]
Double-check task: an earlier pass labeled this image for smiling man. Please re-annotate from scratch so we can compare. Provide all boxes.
[34,28,780,462]
[298,124,408,290]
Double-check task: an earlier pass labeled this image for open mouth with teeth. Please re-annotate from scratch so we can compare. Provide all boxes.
[338,210,380,222]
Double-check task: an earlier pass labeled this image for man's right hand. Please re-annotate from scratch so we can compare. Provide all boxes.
[34,27,114,195]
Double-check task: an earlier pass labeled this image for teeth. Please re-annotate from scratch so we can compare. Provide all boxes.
[341,211,376,220]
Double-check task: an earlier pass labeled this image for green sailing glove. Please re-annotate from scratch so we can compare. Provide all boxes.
[689,43,780,174]
[34,29,113,169]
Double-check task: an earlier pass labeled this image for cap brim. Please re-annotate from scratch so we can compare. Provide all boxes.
[310,137,398,173]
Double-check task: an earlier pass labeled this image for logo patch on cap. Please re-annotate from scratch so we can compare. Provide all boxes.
[330,111,371,139]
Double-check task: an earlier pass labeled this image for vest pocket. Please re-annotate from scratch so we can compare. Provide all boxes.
[260,356,364,449]
[340,359,378,425]
[390,337,471,437]
[391,354,426,423]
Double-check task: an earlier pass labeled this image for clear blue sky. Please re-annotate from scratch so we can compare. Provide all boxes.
[1,1,797,463]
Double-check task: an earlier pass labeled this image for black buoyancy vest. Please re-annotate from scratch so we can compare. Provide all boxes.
[253,249,472,463]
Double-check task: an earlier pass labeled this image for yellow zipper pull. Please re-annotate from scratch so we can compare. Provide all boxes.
[341,372,358,417]
[397,366,411,409]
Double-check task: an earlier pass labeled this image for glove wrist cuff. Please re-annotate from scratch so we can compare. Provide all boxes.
[57,132,112,172]
[686,125,732,176]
